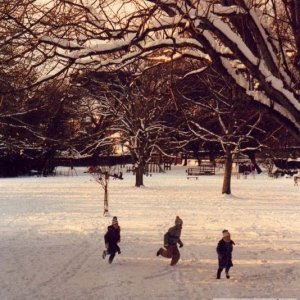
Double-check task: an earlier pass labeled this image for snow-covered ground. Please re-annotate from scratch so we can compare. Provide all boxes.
[0,166,299,300]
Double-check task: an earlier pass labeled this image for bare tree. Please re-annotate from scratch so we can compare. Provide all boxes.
[18,0,298,140]
[0,0,71,175]
[176,66,270,194]
[77,69,180,186]
[2,0,299,180]
[88,165,116,216]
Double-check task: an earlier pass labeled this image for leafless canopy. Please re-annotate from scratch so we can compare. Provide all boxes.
[2,0,300,139]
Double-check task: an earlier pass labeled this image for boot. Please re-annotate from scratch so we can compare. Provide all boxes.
[156,248,162,256]
[108,253,115,264]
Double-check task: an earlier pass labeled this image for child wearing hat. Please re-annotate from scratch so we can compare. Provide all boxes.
[102,216,121,264]
[216,229,235,279]
[156,216,184,266]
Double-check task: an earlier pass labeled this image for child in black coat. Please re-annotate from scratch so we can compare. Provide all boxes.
[216,229,235,279]
[103,216,121,264]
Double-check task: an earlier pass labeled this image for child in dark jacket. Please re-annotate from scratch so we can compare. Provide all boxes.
[216,229,235,279]
[156,216,184,266]
[103,216,121,264]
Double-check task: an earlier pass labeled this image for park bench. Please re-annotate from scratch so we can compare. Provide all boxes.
[187,164,215,179]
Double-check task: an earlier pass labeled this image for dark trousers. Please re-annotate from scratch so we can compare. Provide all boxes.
[107,245,120,264]
[108,251,116,263]
[160,245,180,266]
[217,266,230,278]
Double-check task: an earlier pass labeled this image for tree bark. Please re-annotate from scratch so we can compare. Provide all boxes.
[104,184,108,215]
[248,152,262,174]
[103,171,110,216]
[183,153,188,166]
[135,163,144,187]
[222,147,233,195]
[209,152,216,166]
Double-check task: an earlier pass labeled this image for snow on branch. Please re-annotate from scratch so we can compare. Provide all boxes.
[203,13,259,66]
[182,66,208,79]
[247,90,300,132]
[40,37,82,50]
[211,4,246,16]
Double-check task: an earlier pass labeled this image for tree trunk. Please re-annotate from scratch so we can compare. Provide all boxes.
[197,157,201,166]
[135,163,144,187]
[209,152,216,166]
[104,184,109,216]
[247,153,262,174]
[222,148,233,195]
[183,153,188,166]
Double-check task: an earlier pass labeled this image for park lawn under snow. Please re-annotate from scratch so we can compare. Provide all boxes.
[0,166,299,300]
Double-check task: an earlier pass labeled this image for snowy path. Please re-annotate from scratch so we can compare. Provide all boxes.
[0,167,299,299]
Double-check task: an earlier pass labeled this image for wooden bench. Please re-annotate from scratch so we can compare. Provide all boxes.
[187,164,215,179]
[187,167,201,179]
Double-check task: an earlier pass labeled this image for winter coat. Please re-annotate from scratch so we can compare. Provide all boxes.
[216,239,235,268]
[104,225,121,252]
[164,225,183,247]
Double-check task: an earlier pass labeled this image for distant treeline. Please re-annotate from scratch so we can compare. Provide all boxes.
[0,154,133,177]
